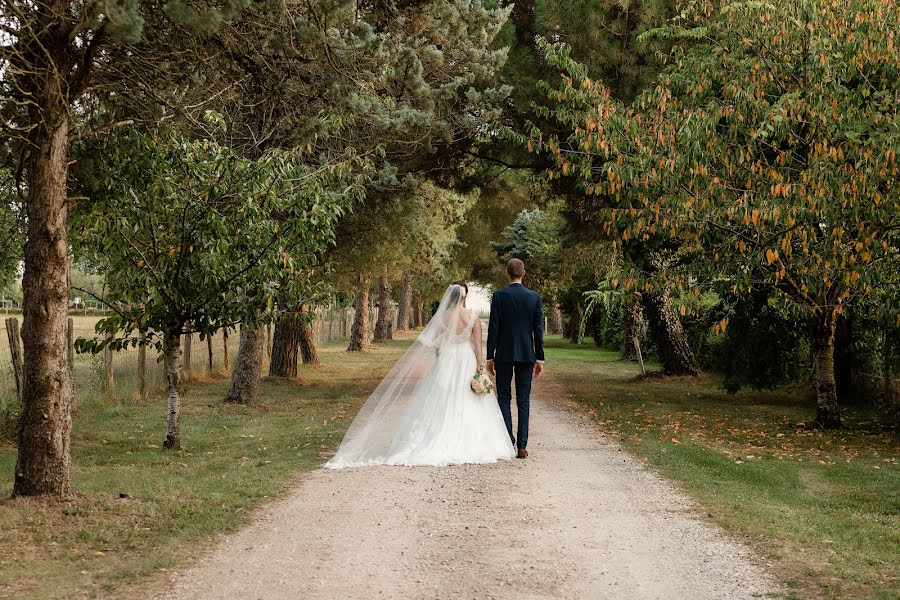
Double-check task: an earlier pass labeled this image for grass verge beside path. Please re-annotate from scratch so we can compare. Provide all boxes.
[0,338,412,600]
[545,337,899,599]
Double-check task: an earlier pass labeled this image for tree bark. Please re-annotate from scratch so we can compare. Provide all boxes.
[163,332,183,449]
[548,302,563,335]
[396,273,412,332]
[620,303,639,361]
[413,291,424,328]
[642,290,700,376]
[223,327,230,370]
[183,333,192,381]
[103,332,114,393]
[810,309,842,429]
[504,0,536,46]
[833,315,853,403]
[568,302,584,344]
[347,275,371,352]
[14,106,73,497]
[880,330,899,424]
[269,310,302,378]
[207,335,214,372]
[5,318,23,403]
[134,331,147,402]
[374,266,392,343]
[224,327,265,404]
[66,317,74,373]
[299,310,319,364]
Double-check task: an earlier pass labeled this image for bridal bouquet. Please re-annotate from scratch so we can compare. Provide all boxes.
[471,372,494,395]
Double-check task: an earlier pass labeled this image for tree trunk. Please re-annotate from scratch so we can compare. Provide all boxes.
[347,275,371,352]
[833,315,854,403]
[5,318,23,403]
[14,108,73,497]
[66,317,74,373]
[397,273,412,332]
[183,334,192,381]
[413,291,424,328]
[207,335,214,372]
[880,330,899,424]
[299,310,319,364]
[810,309,842,429]
[266,323,273,358]
[134,331,147,402]
[163,332,183,449]
[224,327,264,404]
[642,290,700,376]
[549,302,563,335]
[223,327,230,370]
[620,303,639,361]
[270,310,302,378]
[568,302,584,344]
[505,0,536,46]
[103,332,114,394]
[374,266,392,343]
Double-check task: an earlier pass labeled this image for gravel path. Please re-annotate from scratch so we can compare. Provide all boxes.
[155,375,780,599]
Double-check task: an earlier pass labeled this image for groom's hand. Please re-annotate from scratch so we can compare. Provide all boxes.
[533,362,544,377]
[487,360,495,376]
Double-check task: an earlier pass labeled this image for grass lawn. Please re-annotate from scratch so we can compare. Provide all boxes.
[545,336,899,599]
[0,337,412,599]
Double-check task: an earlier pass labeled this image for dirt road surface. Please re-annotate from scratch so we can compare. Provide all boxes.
[154,375,779,599]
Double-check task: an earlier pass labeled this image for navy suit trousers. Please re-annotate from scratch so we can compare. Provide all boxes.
[495,361,533,449]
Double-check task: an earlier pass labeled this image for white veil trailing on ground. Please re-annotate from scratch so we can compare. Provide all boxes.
[326,284,479,469]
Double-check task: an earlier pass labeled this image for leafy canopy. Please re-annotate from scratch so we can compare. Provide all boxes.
[71,130,356,349]
[530,0,899,323]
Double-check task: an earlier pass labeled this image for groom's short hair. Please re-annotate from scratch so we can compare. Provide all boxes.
[506,258,525,279]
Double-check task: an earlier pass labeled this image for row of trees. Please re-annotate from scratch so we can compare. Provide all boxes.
[3,0,895,500]
[1,0,512,495]
[492,0,898,428]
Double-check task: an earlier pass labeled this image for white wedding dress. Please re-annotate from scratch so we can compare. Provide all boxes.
[326,285,515,469]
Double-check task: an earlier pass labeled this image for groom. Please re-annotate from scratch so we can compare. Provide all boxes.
[487,258,545,459]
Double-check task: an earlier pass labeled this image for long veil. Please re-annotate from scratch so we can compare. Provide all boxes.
[325,284,474,469]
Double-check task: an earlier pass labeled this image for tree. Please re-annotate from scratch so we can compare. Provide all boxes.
[491,206,565,295]
[533,0,900,425]
[257,0,512,361]
[1,0,251,496]
[332,179,478,350]
[71,130,348,447]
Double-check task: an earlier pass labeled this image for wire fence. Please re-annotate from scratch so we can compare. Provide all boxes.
[0,303,400,413]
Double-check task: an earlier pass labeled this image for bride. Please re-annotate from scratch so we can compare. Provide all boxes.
[326,282,516,468]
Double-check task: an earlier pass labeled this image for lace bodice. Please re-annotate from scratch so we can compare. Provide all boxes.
[448,311,478,344]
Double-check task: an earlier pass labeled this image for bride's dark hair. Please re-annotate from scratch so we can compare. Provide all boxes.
[451,280,469,295]
[449,280,469,307]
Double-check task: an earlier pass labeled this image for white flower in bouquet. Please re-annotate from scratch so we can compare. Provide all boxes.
[471,372,494,395]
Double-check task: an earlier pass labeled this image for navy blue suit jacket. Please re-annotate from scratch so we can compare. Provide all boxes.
[487,283,544,363]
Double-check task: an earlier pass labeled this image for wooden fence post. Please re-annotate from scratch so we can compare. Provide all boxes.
[223,328,230,371]
[134,331,147,402]
[5,317,23,403]
[183,333,192,381]
[104,331,114,394]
